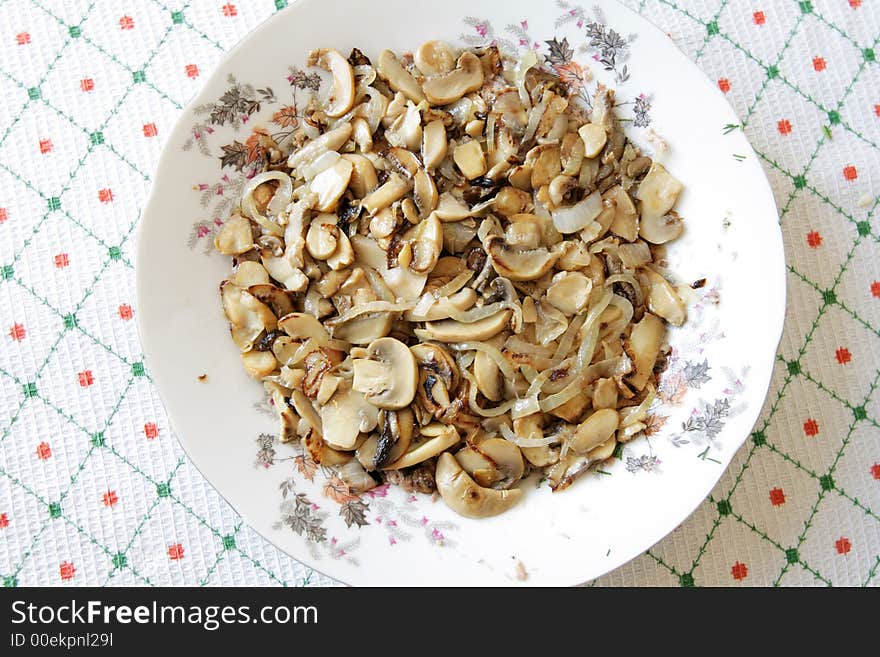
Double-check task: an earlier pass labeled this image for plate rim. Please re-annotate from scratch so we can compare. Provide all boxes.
[136,0,787,586]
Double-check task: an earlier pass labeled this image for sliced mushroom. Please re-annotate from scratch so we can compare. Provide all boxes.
[453,139,487,180]
[473,338,504,402]
[377,49,426,103]
[423,310,511,342]
[413,169,438,217]
[435,452,522,519]
[288,123,353,170]
[305,213,339,260]
[351,117,373,152]
[625,312,664,391]
[214,214,254,255]
[414,40,456,76]
[607,185,639,242]
[342,153,379,198]
[308,48,355,118]
[421,52,484,105]
[422,119,448,171]
[230,261,269,288]
[514,414,560,467]
[310,158,353,212]
[320,383,379,450]
[570,408,619,454]
[358,408,414,469]
[327,231,354,271]
[406,214,442,273]
[578,122,607,158]
[386,424,460,469]
[484,235,561,281]
[618,240,653,269]
[361,172,410,215]
[247,283,296,317]
[640,268,687,326]
[592,377,619,409]
[221,282,278,351]
[637,163,684,243]
[241,349,277,379]
[545,271,591,315]
[528,144,562,189]
[278,312,330,342]
[350,234,427,300]
[494,187,533,217]
[352,337,418,409]
[411,341,459,417]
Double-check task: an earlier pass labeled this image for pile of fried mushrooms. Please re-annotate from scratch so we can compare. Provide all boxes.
[214,41,688,518]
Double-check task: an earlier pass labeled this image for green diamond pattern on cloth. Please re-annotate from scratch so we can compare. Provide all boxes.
[0,0,877,589]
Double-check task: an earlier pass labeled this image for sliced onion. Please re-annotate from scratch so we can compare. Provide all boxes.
[449,342,516,380]
[589,236,619,254]
[241,171,293,236]
[523,90,549,145]
[551,190,602,234]
[486,112,497,155]
[361,266,395,302]
[505,335,556,358]
[620,385,657,428]
[433,270,473,299]
[499,423,558,448]
[511,395,540,420]
[600,293,634,342]
[553,314,586,361]
[360,87,388,134]
[515,48,538,110]
[447,97,474,127]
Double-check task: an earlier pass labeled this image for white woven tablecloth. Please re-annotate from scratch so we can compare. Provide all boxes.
[0,0,877,587]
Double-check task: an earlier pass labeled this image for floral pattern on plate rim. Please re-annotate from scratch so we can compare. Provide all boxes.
[180,3,742,559]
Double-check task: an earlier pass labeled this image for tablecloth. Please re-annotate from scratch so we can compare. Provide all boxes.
[0,0,877,587]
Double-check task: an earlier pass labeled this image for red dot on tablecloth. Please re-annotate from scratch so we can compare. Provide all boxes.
[0,207,7,223]
[769,487,786,506]
[753,11,765,25]
[119,16,134,30]
[168,544,185,560]
[222,3,238,17]
[872,282,880,298]
[871,463,880,479]
[54,253,69,268]
[9,323,25,341]
[718,78,731,93]
[849,0,861,8]
[36,442,51,460]
[118,304,133,320]
[59,562,76,581]
[803,418,819,437]
[835,537,852,554]
[185,64,199,78]
[777,119,792,135]
[98,188,114,203]
[80,78,94,92]
[77,370,94,387]
[874,105,880,117]
[102,490,118,507]
[813,56,826,71]
[39,139,53,154]
[835,347,852,365]
[0,513,8,529]
[16,32,30,45]
[806,230,822,248]
[843,165,858,181]
[144,422,159,439]
[143,123,157,138]
[731,562,748,580]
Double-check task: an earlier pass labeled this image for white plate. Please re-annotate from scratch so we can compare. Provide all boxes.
[137,0,785,586]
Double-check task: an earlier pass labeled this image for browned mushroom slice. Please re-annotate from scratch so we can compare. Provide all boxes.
[625,312,665,391]
[640,268,687,326]
[308,48,355,118]
[484,235,561,281]
[423,310,512,342]
[352,337,418,409]
[435,452,522,518]
[377,49,426,103]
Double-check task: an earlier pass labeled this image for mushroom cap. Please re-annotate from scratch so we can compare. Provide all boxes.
[435,452,523,519]
[352,337,418,409]
[414,40,456,76]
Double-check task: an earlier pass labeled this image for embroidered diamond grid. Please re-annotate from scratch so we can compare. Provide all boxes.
[0,0,877,587]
